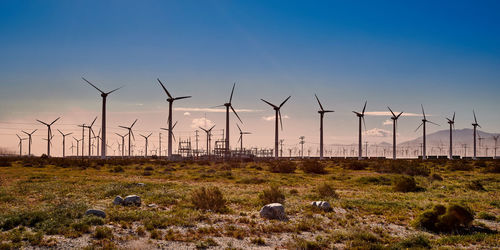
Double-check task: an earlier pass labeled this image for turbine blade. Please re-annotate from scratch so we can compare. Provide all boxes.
[50,117,61,125]
[160,128,169,131]
[428,120,440,126]
[130,130,135,140]
[229,82,236,103]
[106,86,123,95]
[119,126,128,129]
[362,101,367,115]
[260,99,277,108]
[58,129,64,136]
[82,77,105,94]
[174,96,191,101]
[22,130,29,135]
[421,104,426,120]
[209,125,216,131]
[452,112,455,122]
[388,107,396,117]
[415,122,423,132]
[198,127,208,133]
[172,132,176,142]
[131,119,138,128]
[148,133,153,138]
[16,134,21,140]
[315,94,324,111]
[237,135,241,143]
[324,110,334,113]
[397,112,403,119]
[231,105,243,123]
[236,124,242,133]
[473,110,477,124]
[210,104,225,108]
[37,120,49,126]
[362,116,367,132]
[352,111,361,116]
[31,129,37,135]
[90,117,97,127]
[279,96,291,108]
[172,121,178,129]
[157,78,173,99]
[279,110,283,131]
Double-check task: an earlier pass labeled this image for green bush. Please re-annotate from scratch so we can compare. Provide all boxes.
[374,160,430,176]
[448,161,473,171]
[316,183,338,199]
[344,161,368,170]
[267,160,297,173]
[466,180,485,191]
[93,226,113,239]
[430,173,443,181]
[396,234,431,249]
[190,186,227,212]
[259,184,285,205]
[414,204,474,233]
[477,212,496,221]
[355,176,391,185]
[393,175,419,192]
[300,160,327,174]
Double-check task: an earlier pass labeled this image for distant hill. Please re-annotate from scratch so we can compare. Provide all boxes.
[399,128,499,148]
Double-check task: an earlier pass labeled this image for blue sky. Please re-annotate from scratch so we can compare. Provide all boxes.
[1,0,499,156]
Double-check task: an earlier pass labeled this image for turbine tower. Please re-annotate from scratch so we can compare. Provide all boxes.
[446,112,455,160]
[119,119,138,157]
[161,121,178,152]
[493,135,499,159]
[82,77,122,159]
[472,110,480,160]
[115,133,128,157]
[315,94,334,160]
[83,117,97,157]
[415,105,439,160]
[57,130,73,158]
[36,117,60,157]
[261,96,292,159]
[200,125,216,157]
[236,124,251,153]
[16,134,27,156]
[22,129,37,156]
[140,133,153,157]
[157,79,191,158]
[352,101,367,160]
[213,83,242,158]
[388,107,403,160]
[73,137,82,157]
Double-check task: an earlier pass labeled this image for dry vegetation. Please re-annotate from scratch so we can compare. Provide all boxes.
[0,157,499,249]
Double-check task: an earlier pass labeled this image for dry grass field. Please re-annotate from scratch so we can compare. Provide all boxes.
[0,157,498,249]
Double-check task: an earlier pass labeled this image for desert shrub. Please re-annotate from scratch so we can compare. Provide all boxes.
[259,184,285,205]
[346,230,383,249]
[396,234,431,249]
[466,180,486,191]
[0,158,12,167]
[143,171,152,176]
[300,160,327,174]
[190,186,226,212]
[414,204,474,233]
[448,161,473,171]
[393,175,419,192]
[112,166,124,173]
[374,160,429,176]
[484,162,500,173]
[355,176,391,185]
[474,161,487,168]
[251,237,266,246]
[93,226,113,239]
[430,173,443,181]
[344,161,368,170]
[236,177,267,184]
[477,212,496,221]
[267,160,297,173]
[150,229,162,239]
[289,189,299,195]
[316,183,338,199]
[144,166,154,171]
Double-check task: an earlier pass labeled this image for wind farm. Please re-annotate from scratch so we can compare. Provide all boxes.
[0,1,499,249]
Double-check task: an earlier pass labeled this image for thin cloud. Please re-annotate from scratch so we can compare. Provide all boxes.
[383,119,392,126]
[365,111,421,117]
[183,112,191,116]
[191,117,215,129]
[262,115,289,121]
[364,128,391,137]
[175,107,262,113]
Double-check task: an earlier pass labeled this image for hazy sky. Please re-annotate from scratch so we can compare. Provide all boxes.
[1,0,499,156]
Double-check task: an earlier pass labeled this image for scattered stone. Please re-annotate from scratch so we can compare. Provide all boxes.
[137,183,145,186]
[260,203,286,220]
[311,201,332,211]
[147,203,158,208]
[85,209,106,218]
[123,195,141,206]
[113,196,124,205]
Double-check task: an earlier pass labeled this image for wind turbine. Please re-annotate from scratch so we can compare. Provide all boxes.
[160,121,178,151]
[140,133,153,157]
[315,94,334,160]
[214,83,243,158]
[388,107,403,160]
[119,119,138,157]
[352,101,367,160]
[415,105,439,160]
[199,125,216,157]
[16,134,27,156]
[261,96,292,159]
[57,130,73,158]
[493,135,499,159]
[83,117,97,157]
[472,110,481,160]
[22,129,37,156]
[69,141,76,156]
[446,112,456,160]
[36,117,60,157]
[236,124,251,153]
[115,133,128,157]
[157,78,191,158]
[73,137,82,157]
[82,77,122,159]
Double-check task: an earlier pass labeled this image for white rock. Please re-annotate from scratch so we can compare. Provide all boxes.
[113,196,124,205]
[123,195,141,206]
[311,201,332,211]
[85,209,106,218]
[259,203,286,220]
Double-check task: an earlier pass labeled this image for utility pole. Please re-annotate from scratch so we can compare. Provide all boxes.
[462,144,468,158]
[159,132,161,158]
[299,136,305,158]
[365,141,368,158]
[279,139,284,158]
[195,130,199,158]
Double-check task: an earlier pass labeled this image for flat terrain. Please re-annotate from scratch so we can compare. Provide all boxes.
[0,157,498,249]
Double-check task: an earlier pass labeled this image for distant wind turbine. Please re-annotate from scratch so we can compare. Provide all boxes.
[57,129,73,158]
[415,105,439,160]
[119,119,138,157]
[472,110,481,160]
[388,106,403,160]
[82,77,122,159]
[16,134,27,156]
[115,133,128,157]
[214,83,242,158]
[36,117,60,157]
[236,124,251,153]
[261,96,292,159]
[140,133,153,157]
[83,117,97,157]
[446,112,455,160]
[22,129,37,156]
[199,125,216,157]
[352,101,367,160]
[315,94,334,160]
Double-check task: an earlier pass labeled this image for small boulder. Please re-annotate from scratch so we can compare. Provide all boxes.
[137,183,145,186]
[85,209,106,218]
[260,203,286,220]
[123,195,141,206]
[311,201,332,211]
[113,196,124,205]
